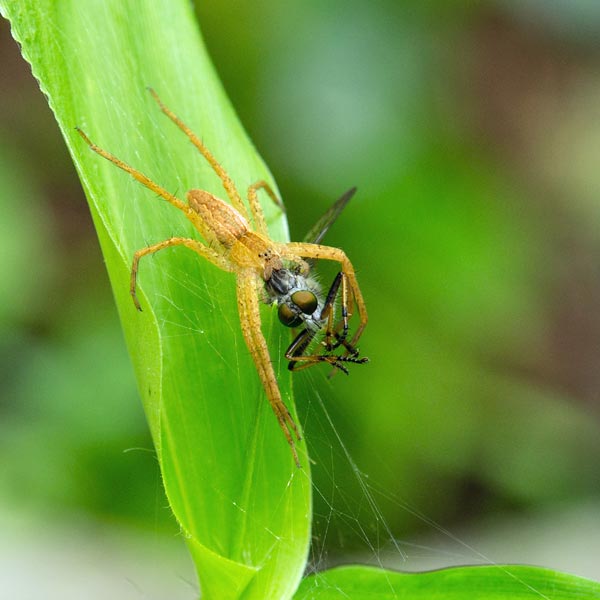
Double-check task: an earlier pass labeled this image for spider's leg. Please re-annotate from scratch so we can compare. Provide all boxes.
[76,128,206,233]
[148,88,250,222]
[247,180,284,237]
[131,237,232,311]
[76,128,185,213]
[236,270,302,467]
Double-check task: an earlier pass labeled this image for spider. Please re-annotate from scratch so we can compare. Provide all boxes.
[76,88,368,466]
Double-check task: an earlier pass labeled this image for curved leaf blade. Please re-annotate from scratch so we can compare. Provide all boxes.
[0,1,311,598]
[295,565,600,599]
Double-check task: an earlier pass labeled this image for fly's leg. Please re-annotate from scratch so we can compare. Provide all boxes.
[236,270,302,467]
[317,271,357,352]
[285,327,368,374]
[131,237,232,311]
[319,272,348,351]
[286,329,316,371]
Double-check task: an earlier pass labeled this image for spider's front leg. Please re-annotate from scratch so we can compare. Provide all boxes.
[235,270,302,467]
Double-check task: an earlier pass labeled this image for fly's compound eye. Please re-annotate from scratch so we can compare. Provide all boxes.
[278,303,303,328]
[291,290,318,315]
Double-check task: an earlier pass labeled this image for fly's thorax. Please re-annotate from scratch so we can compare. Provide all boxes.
[266,267,325,332]
[187,189,248,248]
[265,267,296,298]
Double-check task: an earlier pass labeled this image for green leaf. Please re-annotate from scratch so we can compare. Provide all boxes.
[295,565,600,599]
[1,1,311,598]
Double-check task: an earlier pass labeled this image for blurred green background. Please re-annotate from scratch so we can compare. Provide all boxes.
[1,1,600,596]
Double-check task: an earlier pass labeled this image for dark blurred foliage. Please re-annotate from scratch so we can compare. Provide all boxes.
[2,0,600,565]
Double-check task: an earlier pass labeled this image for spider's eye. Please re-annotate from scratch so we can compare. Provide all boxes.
[291,290,318,315]
[278,303,303,328]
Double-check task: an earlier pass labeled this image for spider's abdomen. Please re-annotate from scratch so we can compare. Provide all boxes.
[187,189,248,248]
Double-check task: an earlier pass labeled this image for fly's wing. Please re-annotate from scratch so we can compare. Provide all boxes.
[302,187,356,244]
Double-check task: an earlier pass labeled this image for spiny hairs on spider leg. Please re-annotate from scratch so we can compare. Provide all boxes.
[75,88,368,467]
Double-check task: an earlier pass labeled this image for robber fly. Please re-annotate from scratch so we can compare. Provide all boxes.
[265,188,369,375]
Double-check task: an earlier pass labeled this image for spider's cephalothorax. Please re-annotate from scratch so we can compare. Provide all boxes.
[76,88,368,467]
